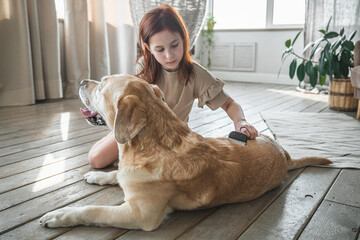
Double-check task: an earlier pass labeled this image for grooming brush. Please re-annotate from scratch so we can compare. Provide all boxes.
[228,131,247,146]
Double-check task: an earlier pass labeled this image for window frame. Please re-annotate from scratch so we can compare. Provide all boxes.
[210,0,304,30]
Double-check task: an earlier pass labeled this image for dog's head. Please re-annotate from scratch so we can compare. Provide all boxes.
[79,74,165,144]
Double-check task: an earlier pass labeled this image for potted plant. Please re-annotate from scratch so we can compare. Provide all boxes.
[281,17,358,111]
[197,13,216,68]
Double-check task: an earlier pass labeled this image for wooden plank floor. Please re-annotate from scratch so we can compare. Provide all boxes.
[1,82,359,240]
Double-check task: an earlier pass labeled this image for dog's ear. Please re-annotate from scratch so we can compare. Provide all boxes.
[114,95,147,144]
[152,85,165,102]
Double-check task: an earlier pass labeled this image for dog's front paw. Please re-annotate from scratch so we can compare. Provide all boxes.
[84,171,108,185]
[84,171,117,185]
[40,207,77,228]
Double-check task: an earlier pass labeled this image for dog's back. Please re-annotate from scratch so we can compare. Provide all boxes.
[165,134,287,209]
[165,134,331,210]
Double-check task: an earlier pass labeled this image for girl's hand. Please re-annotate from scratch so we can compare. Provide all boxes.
[234,121,258,140]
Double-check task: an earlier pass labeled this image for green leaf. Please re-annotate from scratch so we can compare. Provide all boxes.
[342,40,354,51]
[285,39,291,48]
[330,38,342,52]
[277,53,291,79]
[306,62,319,87]
[289,59,297,79]
[281,48,293,61]
[319,29,326,35]
[343,65,349,77]
[340,62,349,77]
[324,32,339,39]
[323,59,329,74]
[309,66,318,87]
[339,51,351,77]
[349,30,357,41]
[344,68,349,78]
[324,42,331,51]
[318,51,326,75]
[324,42,333,62]
[340,50,352,66]
[328,61,333,81]
[325,16,332,33]
[310,72,318,87]
[305,61,314,76]
[296,62,305,82]
[332,59,341,78]
[309,38,324,59]
[292,31,302,46]
[339,27,344,36]
[319,74,327,86]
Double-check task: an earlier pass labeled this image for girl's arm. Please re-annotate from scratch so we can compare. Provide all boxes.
[221,97,258,139]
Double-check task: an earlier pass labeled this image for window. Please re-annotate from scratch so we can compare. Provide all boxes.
[212,0,305,30]
[270,0,305,26]
[55,0,65,19]
[213,0,267,29]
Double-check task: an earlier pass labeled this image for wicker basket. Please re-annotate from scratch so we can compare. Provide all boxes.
[129,0,207,49]
[329,78,358,111]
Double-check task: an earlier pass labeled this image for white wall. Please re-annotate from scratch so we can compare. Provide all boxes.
[195,29,304,85]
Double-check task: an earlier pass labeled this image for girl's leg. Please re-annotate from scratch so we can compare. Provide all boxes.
[88,131,119,168]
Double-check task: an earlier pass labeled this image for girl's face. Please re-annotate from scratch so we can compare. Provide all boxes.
[146,29,184,71]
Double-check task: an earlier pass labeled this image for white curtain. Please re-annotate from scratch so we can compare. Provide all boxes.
[63,0,136,98]
[0,0,136,106]
[0,0,62,106]
[305,0,360,50]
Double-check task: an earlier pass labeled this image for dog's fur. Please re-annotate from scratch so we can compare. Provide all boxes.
[40,74,331,231]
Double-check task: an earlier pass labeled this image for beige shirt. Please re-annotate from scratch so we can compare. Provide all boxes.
[138,62,229,122]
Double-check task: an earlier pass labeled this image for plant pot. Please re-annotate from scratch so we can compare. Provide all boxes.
[207,22,214,31]
[329,77,359,111]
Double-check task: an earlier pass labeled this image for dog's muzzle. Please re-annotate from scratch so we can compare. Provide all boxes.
[80,108,107,126]
[79,80,107,126]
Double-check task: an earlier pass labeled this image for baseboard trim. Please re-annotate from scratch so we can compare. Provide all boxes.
[210,71,298,86]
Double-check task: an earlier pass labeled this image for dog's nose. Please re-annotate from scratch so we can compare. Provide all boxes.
[80,80,87,86]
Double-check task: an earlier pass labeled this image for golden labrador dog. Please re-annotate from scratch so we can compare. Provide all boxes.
[40,74,331,231]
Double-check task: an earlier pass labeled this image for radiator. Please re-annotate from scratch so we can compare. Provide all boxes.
[210,43,256,71]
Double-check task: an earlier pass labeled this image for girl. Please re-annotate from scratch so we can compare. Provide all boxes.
[88,5,258,169]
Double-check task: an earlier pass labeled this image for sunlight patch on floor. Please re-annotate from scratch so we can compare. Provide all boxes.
[61,112,70,141]
[267,89,329,102]
[32,174,66,193]
[32,154,65,192]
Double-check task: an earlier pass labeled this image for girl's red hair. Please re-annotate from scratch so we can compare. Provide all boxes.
[135,5,194,85]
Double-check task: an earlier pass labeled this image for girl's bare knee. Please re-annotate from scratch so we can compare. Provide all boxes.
[88,133,118,169]
[88,150,106,169]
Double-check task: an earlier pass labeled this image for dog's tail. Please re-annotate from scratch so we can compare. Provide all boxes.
[285,151,332,170]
